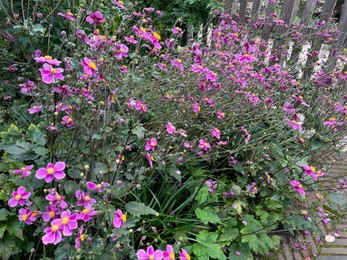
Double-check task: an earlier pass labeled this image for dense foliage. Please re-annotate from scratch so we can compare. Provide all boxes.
[1,1,347,259]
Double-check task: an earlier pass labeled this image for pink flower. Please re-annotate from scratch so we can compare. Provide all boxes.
[199,139,211,151]
[146,152,154,168]
[86,11,106,24]
[46,190,68,209]
[180,249,191,260]
[8,186,31,207]
[57,11,76,21]
[172,27,183,36]
[312,169,325,181]
[87,181,109,192]
[206,71,217,82]
[184,141,191,148]
[28,105,42,114]
[77,207,98,222]
[115,43,129,60]
[112,0,128,10]
[113,209,126,228]
[42,219,63,245]
[81,57,98,75]
[217,110,225,119]
[323,117,343,127]
[61,115,74,127]
[19,208,38,224]
[290,180,305,196]
[12,165,33,178]
[163,245,175,260]
[136,245,163,260]
[193,103,201,113]
[212,128,221,139]
[42,205,59,222]
[56,210,78,236]
[52,84,73,96]
[124,36,137,44]
[34,55,61,65]
[241,127,251,144]
[75,226,85,249]
[286,118,303,131]
[166,122,176,134]
[39,64,64,84]
[19,81,37,94]
[75,190,96,208]
[302,164,315,176]
[135,100,148,112]
[145,138,157,151]
[36,161,66,183]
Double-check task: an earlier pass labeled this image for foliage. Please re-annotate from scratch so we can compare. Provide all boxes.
[0,0,347,259]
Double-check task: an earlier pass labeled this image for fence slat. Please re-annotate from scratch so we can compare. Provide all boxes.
[320,0,337,23]
[239,0,248,22]
[251,0,261,20]
[301,0,317,28]
[262,0,276,40]
[279,0,300,32]
[224,0,239,15]
[328,0,347,71]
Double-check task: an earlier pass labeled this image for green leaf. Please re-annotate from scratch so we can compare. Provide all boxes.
[6,216,23,240]
[218,220,239,245]
[63,180,79,197]
[0,208,10,221]
[327,191,346,207]
[27,124,46,145]
[132,125,146,139]
[195,207,221,224]
[0,142,39,160]
[195,185,209,204]
[193,231,226,260]
[0,226,6,239]
[240,215,263,235]
[125,202,157,217]
[228,243,252,260]
[0,236,15,260]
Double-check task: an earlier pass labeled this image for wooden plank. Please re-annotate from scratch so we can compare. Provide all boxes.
[239,0,248,22]
[328,0,347,71]
[301,0,317,27]
[251,0,261,20]
[263,0,277,40]
[279,0,300,32]
[319,0,337,23]
[224,0,239,15]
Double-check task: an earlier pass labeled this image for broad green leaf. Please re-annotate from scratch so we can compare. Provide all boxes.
[0,236,15,260]
[0,142,39,160]
[63,180,79,197]
[228,243,252,260]
[195,207,221,224]
[0,208,9,221]
[132,125,146,139]
[6,217,23,240]
[125,202,157,217]
[327,191,346,207]
[195,185,209,204]
[27,124,46,145]
[193,230,226,260]
[218,220,239,245]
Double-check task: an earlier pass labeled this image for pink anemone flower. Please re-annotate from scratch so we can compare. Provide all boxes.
[113,209,126,228]
[36,161,66,183]
[42,219,63,245]
[136,245,163,260]
[290,180,305,196]
[8,186,31,207]
[39,64,64,84]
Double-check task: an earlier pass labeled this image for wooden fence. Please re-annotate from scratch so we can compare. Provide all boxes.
[188,0,347,80]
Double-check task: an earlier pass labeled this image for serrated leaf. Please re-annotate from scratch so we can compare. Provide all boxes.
[125,202,157,217]
[195,207,221,224]
[0,142,39,160]
[193,230,226,260]
[327,191,346,207]
[132,125,146,139]
[63,180,79,197]
[195,185,209,204]
[6,216,23,240]
[219,219,239,245]
[0,208,10,221]
[0,226,6,239]
[27,124,46,145]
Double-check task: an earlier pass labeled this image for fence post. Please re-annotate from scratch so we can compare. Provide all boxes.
[251,0,261,20]
[239,0,248,22]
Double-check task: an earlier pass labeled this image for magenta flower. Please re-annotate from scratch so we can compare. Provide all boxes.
[113,209,126,228]
[19,81,37,94]
[180,249,191,260]
[42,219,63,245]
[34,55,61,65]
[57,11,76,21]
[145,138,157,151]
[125,36,137,44]
[290,180,305,196]
[52,84,73,96]
[75,190,96,208]
[146,152,154,168]
[205,180,217,192]
[28,105,42,114]
[81,57,98,75]
[75,226,85,249]
[77,207,98,222]
[163,245,175,260]
[39,64,64,84]
[42,205,59,222]
[241,127,251,144]
[217,110,225,119]
[312,169,325,181]
[61,116,74,127]
[193,103,201,113]
[18,208,34,224]
[36,162,66,183]
[172,27,183,35]
[136,245,163,260]
[199,139,211,151]
[87,181,109,192]
[86,11,105,24]
[135,100,148,112]
[56,210,78,236]
[45,189,67,208]
[13,165,33,178]
[166,122,176,134]
[286,118,303,131]
[115,43,129,60]
[112,0,128,10]
[302,164,315,176]
[323,117,343,127]
[8,186,31,207]
[212,128,221,139]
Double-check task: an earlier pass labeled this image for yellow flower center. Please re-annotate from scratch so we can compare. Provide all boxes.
[310,166,316,172]
[82,208,90,214]
[329,117,336,121]
[186,254,191,260]
[244,53,249,57]
[52,224,60,232]
[80,234,85,241]
[56,194,61,200]
[149,256,154,260]
[44,55,53,60]
[50,68,57,74]
[140,27,147,33]
[291,120,298,124]
[121,214,127,222]
[96,184,102,189]
[216,129,220,133]
[152,31,161,40]
[49,211,55,218]
[298,184,303,188]
[67,117,73,123]
[204,142,209,147]
[84,195,91,201]
[120,47,125,53]
[31,211,39,217]
[177,59,182,64]
[119,1,124,5]
[170,252,175,259]
[62,216,69,225]
[150,141,156,147]
[47,167,55,175]
[21,214,28,221]
[66,12,73,16]
[89,62,97,70]
[15,194,22,200]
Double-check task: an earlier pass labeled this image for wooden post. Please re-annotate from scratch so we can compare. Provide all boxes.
[319,0,338,23]
[224,0,239,15]
[263,0,277,40]
[301,0,317,35]
[239,0,248,22]
[251,0,261,20]
[279,0,300,33]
